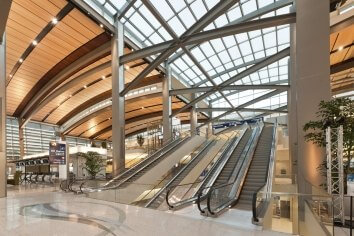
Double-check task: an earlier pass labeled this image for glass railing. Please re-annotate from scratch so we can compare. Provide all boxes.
[253,192,334,236]
[166,128,242,210]
[198,124,262,216]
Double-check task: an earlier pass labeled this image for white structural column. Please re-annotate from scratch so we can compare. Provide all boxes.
[162,62,172,143]
[190,92,197,136]
[289,0,331,191]
[18,125,25,158]
[0,34,6,197]
[207,101,213,138]
[112,20,125,176]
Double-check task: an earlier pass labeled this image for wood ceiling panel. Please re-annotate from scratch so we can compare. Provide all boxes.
[70,110,112,137]
[45,79,112,123]
[6,1,104,116]
[34,0,67,14]
[33,66,112,121]
[81,119,112,138]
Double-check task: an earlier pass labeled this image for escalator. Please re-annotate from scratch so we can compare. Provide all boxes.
[81,136,191,193]
[200,124,275,217]
[236,126,274,209]
[144,139,216,209]
[166,127,250,210]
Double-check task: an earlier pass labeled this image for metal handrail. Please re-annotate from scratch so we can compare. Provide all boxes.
[252,123,278,223]
[104,136,182,186]
[165,128,242,209]
[202,124,263,216]
[81,132,193,193]
[143,138,215,207]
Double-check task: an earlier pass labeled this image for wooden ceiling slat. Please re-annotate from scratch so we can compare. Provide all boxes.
[32,0,67,15]
[68,9,103,35]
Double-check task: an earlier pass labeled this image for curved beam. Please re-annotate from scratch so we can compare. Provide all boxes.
[19,40,112,120]
[64,92,166,134]
[20,61,111,128]
[58,74,163,126]
[14,33,111,116]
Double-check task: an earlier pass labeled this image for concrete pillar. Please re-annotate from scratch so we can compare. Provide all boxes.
[190,92,197,136]
[289,0,331,192]
[0,34,6,197]
[207,101,213,138]
[19,126,25,158]
[162,62,172,144]
[112,20,125,176]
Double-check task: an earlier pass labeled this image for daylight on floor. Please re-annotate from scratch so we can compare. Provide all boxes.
[0,0,353,235]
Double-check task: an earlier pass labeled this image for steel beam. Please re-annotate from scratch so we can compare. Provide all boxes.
[120,0,241,95]
[171,48,290,117]
[169,0,294,62]
[198,89,284,128]
[112,20,125,175]
[210,79,289,103]
[20,61,111,128]
[162,62,172,143]
[117,0,137,21]
[0,34,6,197]
[330,58,354,74]
[119,13,295,65]
[196,107,288,113]
[20,42,111,121]
[190,92,197,136]
[170,85,289,95]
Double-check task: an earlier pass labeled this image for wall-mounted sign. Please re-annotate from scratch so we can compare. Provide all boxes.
[347,174,354,196]
[49,141,66,165]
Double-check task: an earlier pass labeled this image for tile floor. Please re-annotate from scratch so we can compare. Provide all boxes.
[0,184,291,236]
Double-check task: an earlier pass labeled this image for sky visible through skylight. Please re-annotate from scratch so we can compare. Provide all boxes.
[84,0,291,120]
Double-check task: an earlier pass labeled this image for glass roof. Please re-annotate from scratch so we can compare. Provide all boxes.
[83,0,291,119]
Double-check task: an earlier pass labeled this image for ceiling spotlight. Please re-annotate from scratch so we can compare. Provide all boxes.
[125,65,130,70]
[19,58,23,63]
[32,40,38,46]
[141,107,144,109]
[52,18,58,24]
[9,74,13,78]
[102,75,106,79]
[100,24,104,28]
[84,85,87,89]
[338,46,344,51]
[69,94,72,97]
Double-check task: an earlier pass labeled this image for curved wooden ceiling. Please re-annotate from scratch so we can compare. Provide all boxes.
[330,22,354,94]
[5,0,352,142]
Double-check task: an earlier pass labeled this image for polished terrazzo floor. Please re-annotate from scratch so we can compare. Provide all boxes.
[0,185,289,236]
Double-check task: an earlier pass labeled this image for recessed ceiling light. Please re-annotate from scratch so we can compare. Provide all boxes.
[125,65,130,70]
[84,85,87,89]
[52,18,58,24]
[19,58,23,63]
[338,46,344,51]
[102,75,106,79]
[9,74,13,78]
[32,40,38,46]
[100,24,104,28]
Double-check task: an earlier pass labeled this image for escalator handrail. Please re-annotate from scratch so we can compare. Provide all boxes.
[165,129,240,209]
[196,126,249,197]
[252,123,278,223]
[144,138,216,208]
[104,136,182,186]
[82,134,192,193]
[204,122,264,216]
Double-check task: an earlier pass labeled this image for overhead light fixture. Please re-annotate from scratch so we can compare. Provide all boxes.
[338,46,344,51]
[19,58,23,63]
[32,40,38,46]
[125,65,130,70]
[84,85,87,89]
[9,74,13,78]
[100,24,104,28]
[69,94,72,97]
[52,18,58,24]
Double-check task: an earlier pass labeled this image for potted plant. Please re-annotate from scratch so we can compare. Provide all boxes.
[137,134,145,147]
[78,152,105,179]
